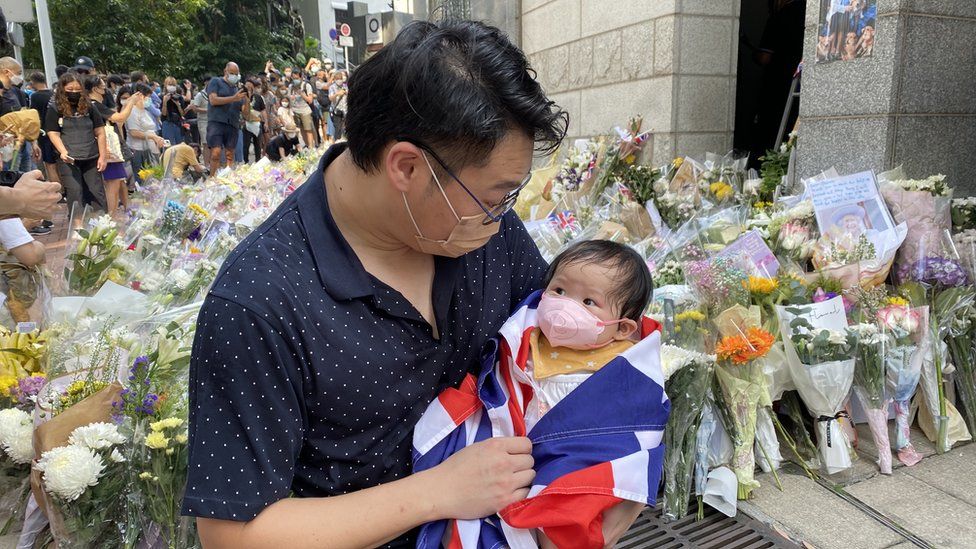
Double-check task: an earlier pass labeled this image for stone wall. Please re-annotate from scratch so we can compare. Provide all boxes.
[796,0,976,195]
[520,0,739,165]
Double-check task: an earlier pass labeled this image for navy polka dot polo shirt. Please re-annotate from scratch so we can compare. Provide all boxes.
[181,144,548,546]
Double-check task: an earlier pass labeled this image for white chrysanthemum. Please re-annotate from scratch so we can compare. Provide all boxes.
[0,408,31,447]
[4,422,34,464]
[827,330,849,347]
[36,445,105,501]
[108,449,126,463]
[661,344,714,381]
[68,422,126,450]
[789,200,815,220]
[91,214,116,232]
[141,234,164,246]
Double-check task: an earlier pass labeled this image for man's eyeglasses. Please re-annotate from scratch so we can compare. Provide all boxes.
[401,138,531,225]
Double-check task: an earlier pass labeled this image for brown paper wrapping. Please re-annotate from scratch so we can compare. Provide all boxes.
[30,382,123,532]
[620,201,655,240]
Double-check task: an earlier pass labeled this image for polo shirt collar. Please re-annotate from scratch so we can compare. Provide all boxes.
[297,143,374,301]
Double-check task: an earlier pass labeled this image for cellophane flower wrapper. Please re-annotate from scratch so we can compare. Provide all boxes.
[879,305,926,465]
[915,285,976,449]
[713,359,766,499]
[879,174,952,280]
[766,198,818,266]
[693,397,736,511]
[899,241,974,453]
[939,274,976,434]
[698,152,747,209]
[849,323,893,473]
[62,213,125,298]
[777,301,858,475]
[662,355,712,521]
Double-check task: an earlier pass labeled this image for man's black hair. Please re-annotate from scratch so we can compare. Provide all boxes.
[82,74,102,92]
[344,19,567,174]
[543,240,654,323]
[106,74,125,87]
[55,65,68,78]
[28,71,45,84]
[133,83,153,97]
[130,70,146,84]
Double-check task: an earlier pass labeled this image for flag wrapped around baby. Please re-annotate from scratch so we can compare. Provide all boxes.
[412,291,670,549]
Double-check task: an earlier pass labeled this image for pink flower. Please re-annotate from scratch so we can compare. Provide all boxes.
[877,306,921,337]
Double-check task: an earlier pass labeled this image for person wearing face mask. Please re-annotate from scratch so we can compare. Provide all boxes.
[160,76,187,146]
[205,61,249,173]
[287,69,317,149]
[276,93,296,134]
[85,76,140,216]
[314,71,331,144]
[0,57,34,171]
[44,72,109,215]
[125,83,167,183]
[328,70,349,141]
[259,77,280,150]
[241,78,266,162]
[182,21,657,549]
[264,123,300,161]
[129,71,162,130]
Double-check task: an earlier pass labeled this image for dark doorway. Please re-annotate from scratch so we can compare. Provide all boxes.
[734,0,807,169]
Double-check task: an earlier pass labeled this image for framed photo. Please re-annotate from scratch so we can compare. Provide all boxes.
[816,0,877,63]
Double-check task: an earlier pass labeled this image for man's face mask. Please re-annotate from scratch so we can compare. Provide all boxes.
[401,152,500,258]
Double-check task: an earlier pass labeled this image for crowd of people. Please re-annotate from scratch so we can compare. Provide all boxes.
[0,54,351,224]
[0,54,349,326]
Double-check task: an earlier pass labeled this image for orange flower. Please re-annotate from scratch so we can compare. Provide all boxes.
[716,327,775,364]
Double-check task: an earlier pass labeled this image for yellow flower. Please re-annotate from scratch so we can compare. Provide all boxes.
[190,247,202,254]
[165,448,175,455]
[673,157,684,168]
[138,169,153,181]
[753,201,773,211]
[174,433,188,445]
[139,472,153,481]
[188,204,211,219]
[624,154,636,165]
[886,296,909,307]
[0,375,17,396]
[150,417,184,432]
[710,181,734,201]
[675,310,706,323]
[744,276,779,295]
[144,431,170,450]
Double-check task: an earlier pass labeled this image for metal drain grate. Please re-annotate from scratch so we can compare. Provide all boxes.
[617,503,799,549]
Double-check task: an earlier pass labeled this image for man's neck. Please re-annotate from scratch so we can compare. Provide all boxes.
[325,150,422,261]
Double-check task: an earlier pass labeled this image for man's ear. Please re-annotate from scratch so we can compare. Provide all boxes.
[385,141,428,194]
[613,318,639,341]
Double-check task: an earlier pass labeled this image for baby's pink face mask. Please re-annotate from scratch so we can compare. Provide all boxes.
[536,293,625,350]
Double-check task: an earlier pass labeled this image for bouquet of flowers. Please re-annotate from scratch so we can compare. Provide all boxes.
[767,200,818,264]
[877,302,926,465]
[64,215,124,296]
[848,322,893,473]
[778,299,858,475]
[661,347,714,521]
[35,421,128,547]
[712,323,775,499]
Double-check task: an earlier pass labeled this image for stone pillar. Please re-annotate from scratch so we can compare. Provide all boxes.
[797,1,976,195]
[520,0,738,166]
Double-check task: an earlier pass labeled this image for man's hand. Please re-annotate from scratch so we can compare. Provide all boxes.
[601,500,645,548]
[427,437,535,521]
[9,171,61,219]
[31,143,40,163]
[96,155,107,172]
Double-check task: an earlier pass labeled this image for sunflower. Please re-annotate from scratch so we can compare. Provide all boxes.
[743,276,779,295]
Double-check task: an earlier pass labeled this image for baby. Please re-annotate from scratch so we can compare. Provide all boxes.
[531,239,654,416]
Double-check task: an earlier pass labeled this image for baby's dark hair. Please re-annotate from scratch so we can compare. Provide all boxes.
[543,240,654,323]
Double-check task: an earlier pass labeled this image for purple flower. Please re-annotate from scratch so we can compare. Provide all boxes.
[14,375,46,408]
[898,256,970,288]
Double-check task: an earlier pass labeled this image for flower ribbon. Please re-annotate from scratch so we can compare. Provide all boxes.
[816,410,851,447]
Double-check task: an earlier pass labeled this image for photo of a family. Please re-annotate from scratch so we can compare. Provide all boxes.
[816,0,878,63]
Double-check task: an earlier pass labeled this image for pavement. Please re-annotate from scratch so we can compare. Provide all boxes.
[743,423,976,549]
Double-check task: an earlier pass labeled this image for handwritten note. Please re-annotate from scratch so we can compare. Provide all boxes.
[717,229,780,277]
[776,296,848,332]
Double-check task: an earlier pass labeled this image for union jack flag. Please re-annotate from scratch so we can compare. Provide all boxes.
[547,211,578,231]
[412,291,670,549]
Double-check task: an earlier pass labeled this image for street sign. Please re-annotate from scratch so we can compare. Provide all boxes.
[338,35,354,48]
[340,23,352,37]
[366,14,382,45]
[328,28,338,41]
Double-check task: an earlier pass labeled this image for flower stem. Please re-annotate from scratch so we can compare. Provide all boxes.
[770,411,818,480]
[756,436,783,491]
